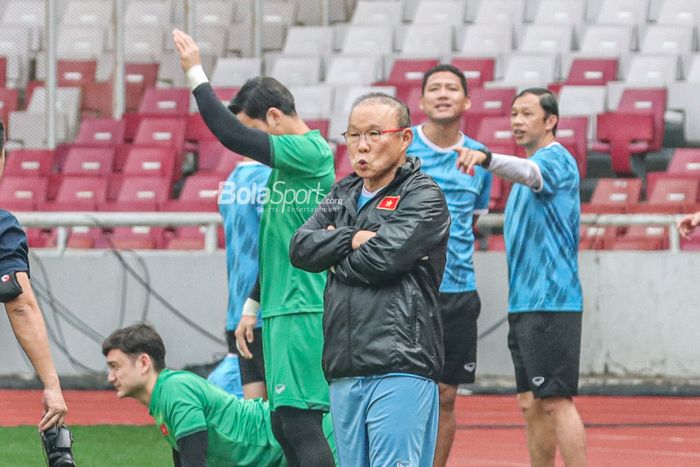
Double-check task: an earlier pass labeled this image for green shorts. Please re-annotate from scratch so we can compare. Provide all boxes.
[263,312,330,412]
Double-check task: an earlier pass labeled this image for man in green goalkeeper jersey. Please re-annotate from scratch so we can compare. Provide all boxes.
[173,29,336,466]
[102,323,336,467]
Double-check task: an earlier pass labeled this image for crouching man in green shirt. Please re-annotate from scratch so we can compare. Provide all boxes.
[102,323,335,467]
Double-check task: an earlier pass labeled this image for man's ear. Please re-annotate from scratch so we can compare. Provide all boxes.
[545,114,558,133]
[400,127,413,151]
[137,353,152,373]
[265,108,284,130]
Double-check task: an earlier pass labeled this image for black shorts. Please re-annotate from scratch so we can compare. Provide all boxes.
[507,311,582,398]
[227,328,266,386]
[439,291,481,385]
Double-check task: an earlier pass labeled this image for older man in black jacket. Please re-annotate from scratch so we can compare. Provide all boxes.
[290,93,451,467]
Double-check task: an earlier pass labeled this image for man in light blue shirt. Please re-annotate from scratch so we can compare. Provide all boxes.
[457,88,585,467]
[407,64,492,467]
[208,157,270,400]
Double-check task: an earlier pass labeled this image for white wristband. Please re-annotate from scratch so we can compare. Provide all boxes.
[241,298,260,318]
[186,64,209,91]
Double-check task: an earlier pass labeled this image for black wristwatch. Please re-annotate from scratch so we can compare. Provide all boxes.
[479,149,493,169]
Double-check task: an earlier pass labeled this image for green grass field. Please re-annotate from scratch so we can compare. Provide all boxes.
[0,425,172,466]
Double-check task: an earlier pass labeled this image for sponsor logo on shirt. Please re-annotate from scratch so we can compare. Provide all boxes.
[159,423,169,436]
[377,196,400,211]
[532,376,545,387]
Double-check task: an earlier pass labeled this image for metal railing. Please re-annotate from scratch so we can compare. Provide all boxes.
[15,211,222,253]
[14,211,688,253]
[477,213,686,252]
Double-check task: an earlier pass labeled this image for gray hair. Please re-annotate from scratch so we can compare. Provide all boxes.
[350,92,411,128]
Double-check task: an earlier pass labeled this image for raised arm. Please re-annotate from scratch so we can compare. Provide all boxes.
[172,29,272,165]
[456,148,543,190]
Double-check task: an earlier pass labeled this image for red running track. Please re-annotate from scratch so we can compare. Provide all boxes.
[2,391,699,466]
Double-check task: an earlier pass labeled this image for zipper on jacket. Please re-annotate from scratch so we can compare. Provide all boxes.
[346,285,353,372]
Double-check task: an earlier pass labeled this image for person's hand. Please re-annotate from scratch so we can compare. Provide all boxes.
[172,29,202,72]
[39,387,67,431]
[677,212,700,239]
[352,230,376,249]
[455,147,487,175]
[234,316,257,360]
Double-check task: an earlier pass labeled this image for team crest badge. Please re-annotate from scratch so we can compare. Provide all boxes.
[377,196,400,211]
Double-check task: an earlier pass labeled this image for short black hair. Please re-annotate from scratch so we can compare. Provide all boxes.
[421,64,468,95]
[102,323,166,372]
[513,87,559,135]
[0,120,5,153]
[227,76,297,120]
[351,92,411,128]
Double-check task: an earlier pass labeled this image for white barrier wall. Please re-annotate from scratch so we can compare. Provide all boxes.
[0,250,698,379]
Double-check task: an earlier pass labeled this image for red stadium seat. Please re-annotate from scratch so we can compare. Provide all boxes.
[667,148,700,177]
[197,140,242,174]
[80,81,114,118]
[75,118,126,147]
[26,228,57,249]
[66,226,103,249]
[334,144,354,181]
[582,178,642,214]
[138,88,191,117]
[681,232,700,251]
[394,84,426,125]
[122,146,178,182]
[101,176,171,211]
[57,60,97,87]
[462,87,516,138]
[579,225,617,250]
[132,117,187,155]
[385,59,439,85]
[124,63,159,90]
[617,88,667,152]
[160,174,222,212]
[611,225,668,250]
[124,63,160,112]
[564,58,618,86]
[475,117,522,156]
[40,176,107,211]
[165,226,225,250]
[487,234,505,251]
[186,113,216,143]
[556,116,589,178]
[634,177,699,213]
[488,176,511,212]
[4,149,54,177]
[105,226,166,250]
[593,112,654,176]
[450,58,496,90]
[62,147,115,176]
[306,119,329,139]
[0,88,19,129]
[0,176,48,210]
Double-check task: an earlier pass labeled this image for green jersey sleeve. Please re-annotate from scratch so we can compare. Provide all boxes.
[160,377,208,440]
[269,131,334,178]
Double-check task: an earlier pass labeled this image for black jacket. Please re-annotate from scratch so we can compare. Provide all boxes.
[290,157,451,381]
